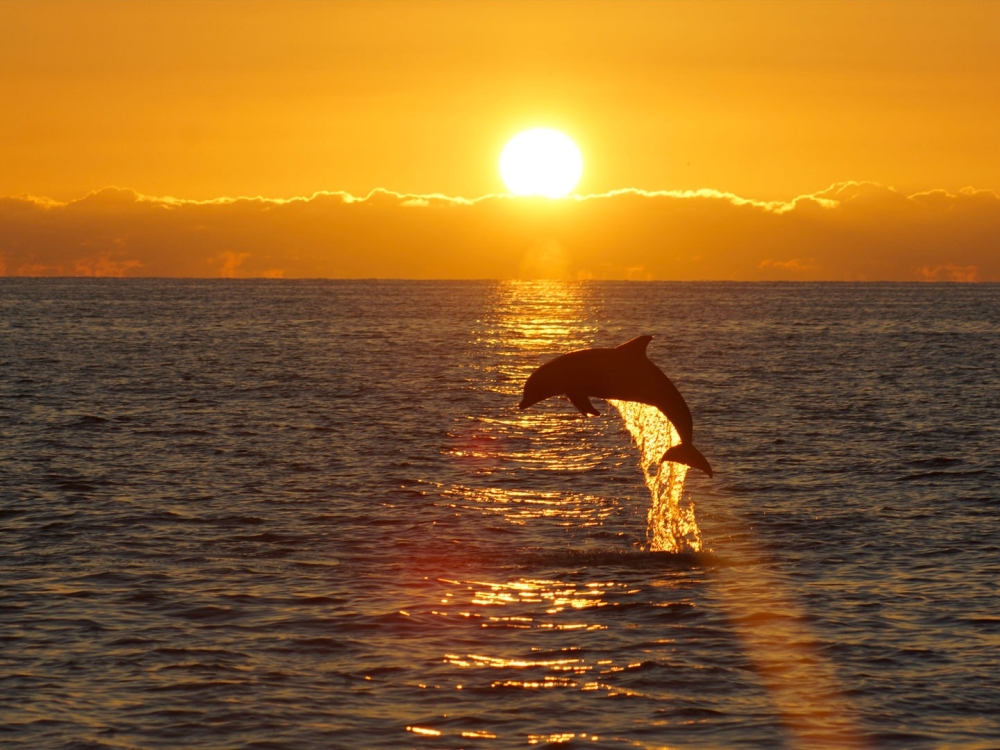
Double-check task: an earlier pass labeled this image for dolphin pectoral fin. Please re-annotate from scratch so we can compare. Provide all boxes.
[614,335,653,357]
[568,392,601,416]
[661,443,713,478]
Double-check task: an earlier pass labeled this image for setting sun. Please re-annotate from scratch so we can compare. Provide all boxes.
[499,128,583,198]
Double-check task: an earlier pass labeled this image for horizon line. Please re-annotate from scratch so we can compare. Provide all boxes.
[3,276,997,284]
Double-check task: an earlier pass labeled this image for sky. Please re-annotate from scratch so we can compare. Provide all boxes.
[2,0,999,279]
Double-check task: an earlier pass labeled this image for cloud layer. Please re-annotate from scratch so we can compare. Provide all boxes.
[2,183,998,280]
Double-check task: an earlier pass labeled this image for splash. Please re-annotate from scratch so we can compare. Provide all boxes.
[609,400,702,553]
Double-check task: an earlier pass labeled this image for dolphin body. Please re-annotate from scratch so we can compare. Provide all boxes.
[518,335,713,477]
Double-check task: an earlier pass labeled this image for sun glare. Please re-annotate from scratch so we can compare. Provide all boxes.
[499,128,583,198]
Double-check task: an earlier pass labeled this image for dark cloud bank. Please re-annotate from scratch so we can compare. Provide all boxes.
[1,182,998,280]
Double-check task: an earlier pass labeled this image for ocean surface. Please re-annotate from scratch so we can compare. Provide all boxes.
[2,279,999,749]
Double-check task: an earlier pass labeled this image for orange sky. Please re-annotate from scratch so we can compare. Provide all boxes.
[4,0,999,201]
[2,0,999,279]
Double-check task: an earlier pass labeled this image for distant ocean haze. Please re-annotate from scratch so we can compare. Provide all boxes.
[1,279,998,748]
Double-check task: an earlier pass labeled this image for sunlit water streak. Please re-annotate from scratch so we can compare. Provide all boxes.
[609,400,701,553]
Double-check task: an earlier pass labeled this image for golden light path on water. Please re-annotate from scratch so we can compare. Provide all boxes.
[404,280,647,744]
[465,279,701,552]
[412,280,863,746]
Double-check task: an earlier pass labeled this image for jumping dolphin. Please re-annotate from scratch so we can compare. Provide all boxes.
[518,335,713,477]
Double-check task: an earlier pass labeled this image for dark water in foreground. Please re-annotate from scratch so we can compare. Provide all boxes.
[2,280,999,749]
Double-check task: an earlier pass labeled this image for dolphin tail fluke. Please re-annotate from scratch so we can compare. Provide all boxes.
[661,443,713,478]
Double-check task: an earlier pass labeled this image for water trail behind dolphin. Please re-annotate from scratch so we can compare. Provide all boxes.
[609,400,703,553]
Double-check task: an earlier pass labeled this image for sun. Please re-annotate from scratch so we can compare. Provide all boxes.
[499,128,583,198]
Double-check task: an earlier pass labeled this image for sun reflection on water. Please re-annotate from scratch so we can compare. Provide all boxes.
[446,279,632,542]
[527,732,597,744]
[473,280,598,396]
[443,485,614,527]
[406,280,717,742]
[463,280,704,553]
[427,575,667,697]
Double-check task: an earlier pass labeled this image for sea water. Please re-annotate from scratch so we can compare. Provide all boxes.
[2,279,999,748]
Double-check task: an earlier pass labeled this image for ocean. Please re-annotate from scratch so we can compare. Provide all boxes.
[2,279,998,749]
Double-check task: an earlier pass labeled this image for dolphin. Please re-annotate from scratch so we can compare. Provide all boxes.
[518,335,713,477]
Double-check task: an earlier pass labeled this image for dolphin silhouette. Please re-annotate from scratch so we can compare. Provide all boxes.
[518,335,713,477]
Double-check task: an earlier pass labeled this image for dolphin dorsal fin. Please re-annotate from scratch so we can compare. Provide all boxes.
[615,335,653,358]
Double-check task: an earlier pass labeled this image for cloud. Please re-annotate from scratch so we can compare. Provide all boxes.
[918,264,980,282]
[1,182,999,280]
[758,257,820,274]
